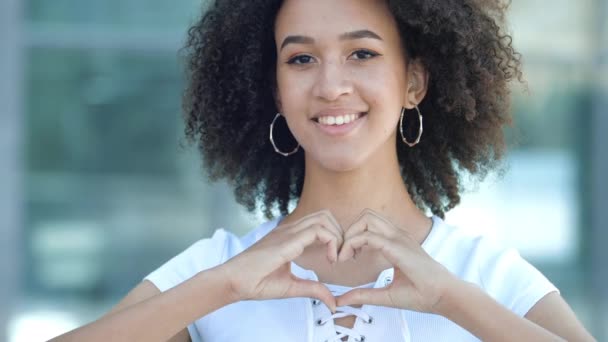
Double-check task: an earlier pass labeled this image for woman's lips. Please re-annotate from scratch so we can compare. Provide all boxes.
[312,112,368,137]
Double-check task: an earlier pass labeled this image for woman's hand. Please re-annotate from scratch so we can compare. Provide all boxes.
[219,210,343,312]
[336,209,458,314]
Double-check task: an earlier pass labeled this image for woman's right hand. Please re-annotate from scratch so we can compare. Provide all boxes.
[217,210,343,312]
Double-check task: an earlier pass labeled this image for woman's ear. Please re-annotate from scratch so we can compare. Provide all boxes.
[405,59,429,108]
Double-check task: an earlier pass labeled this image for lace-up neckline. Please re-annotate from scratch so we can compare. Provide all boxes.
[318,305,372,341]
[316,282,375,341]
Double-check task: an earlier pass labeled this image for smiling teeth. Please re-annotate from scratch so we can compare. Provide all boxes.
[318,113,361,126]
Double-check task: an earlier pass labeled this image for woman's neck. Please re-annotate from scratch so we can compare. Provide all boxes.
[284,149,430,237]
[281,148,433,286]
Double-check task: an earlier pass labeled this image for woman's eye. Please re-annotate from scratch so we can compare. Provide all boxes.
[351,49,379,60]
[286,50,379,65]
[287,55,314,65]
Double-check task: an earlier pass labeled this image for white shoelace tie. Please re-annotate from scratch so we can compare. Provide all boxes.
[318,306,372,342]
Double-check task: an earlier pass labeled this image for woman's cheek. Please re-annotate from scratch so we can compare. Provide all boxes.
[356,69,393,102]
[283,73,314,101]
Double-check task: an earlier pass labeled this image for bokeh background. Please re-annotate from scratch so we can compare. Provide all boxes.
[1,0,607,341]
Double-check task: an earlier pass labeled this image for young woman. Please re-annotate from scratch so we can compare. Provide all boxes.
[51,0,595,341]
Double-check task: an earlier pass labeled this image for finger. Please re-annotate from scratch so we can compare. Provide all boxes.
[363,210,397,236]
[343,208,375,238]
[319,209,344,236]
[339,231,401,265]
[292,224,340,263]
[318,212,344,249]
[346,209,397,242]
[349,208,369,227]
[287,277,337,313]
[336,287,393,308]
[290,211,343,248]
[289,210,342,235]
[339,230,378,262]
[343,209,389,242]
[343,216,369,244]
[321,225,339,263]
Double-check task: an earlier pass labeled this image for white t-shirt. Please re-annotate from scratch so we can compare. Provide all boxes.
[144,215,558,342]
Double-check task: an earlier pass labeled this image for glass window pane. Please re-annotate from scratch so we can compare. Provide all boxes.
[26,0,204,28]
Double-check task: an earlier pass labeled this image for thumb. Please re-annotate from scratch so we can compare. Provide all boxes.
[336,288,392,308]
[287,277,337,312]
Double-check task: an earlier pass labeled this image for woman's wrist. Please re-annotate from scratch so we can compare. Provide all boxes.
[194,264,241,307]
[431,276,474,317]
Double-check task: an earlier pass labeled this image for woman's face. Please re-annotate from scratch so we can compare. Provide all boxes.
[274,0,418,172]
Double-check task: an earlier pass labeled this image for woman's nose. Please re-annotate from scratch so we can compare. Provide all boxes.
[311,61,354,102]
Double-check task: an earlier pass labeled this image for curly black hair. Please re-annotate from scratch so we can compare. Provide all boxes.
[182,0,522,219]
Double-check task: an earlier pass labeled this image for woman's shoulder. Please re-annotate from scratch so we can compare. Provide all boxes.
[181,216,282,261]
[424,215,548,286]
[423,215,506,262]
[235,216,282,251]
[426,216,559,316]
[425,216,535,279]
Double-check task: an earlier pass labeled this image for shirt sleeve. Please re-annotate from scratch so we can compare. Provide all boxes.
[143,228,230,292]
[477,239,560,317]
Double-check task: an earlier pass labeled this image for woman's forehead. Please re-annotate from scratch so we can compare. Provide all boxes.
[275,0,398,42]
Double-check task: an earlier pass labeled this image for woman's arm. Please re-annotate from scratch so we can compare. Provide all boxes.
[525,292,596,341]
[436,280,597,342]
[334,209,596,341]
[104,280,189,341]
[50,210,344,342]
[49,266,233,342]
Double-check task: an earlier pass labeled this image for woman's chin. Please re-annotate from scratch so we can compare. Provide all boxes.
[314,153,369,173]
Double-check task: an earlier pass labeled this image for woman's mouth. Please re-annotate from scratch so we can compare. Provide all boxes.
[311,112,368,136]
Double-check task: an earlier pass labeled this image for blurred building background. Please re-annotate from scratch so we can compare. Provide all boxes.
[0,0,606,341]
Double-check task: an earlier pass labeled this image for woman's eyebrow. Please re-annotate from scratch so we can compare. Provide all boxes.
[339,29,383,41]
[280,29,383,51]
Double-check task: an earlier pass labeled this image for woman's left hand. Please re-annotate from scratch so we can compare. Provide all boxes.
[335,209,458,314]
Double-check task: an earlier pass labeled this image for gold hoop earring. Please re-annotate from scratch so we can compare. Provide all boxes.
[269,113,300,157]
[399,105,423,147]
